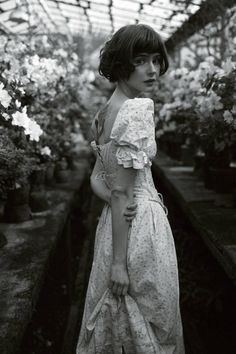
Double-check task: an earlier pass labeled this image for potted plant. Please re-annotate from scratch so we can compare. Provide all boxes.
[0,139,34,222]
[195,58,236,205]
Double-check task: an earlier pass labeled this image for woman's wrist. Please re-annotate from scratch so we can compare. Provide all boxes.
[112,259,127,268]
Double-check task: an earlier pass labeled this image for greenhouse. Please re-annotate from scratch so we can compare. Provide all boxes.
[0,0,236,353]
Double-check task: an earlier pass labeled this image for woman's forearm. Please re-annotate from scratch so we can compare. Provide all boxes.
[90,176,111,204]
[111,187,134,266]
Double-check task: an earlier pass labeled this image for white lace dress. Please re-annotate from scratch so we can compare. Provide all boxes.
[76,98,185,354]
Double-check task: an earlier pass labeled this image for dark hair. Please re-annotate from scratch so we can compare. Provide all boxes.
[99,24,169,83]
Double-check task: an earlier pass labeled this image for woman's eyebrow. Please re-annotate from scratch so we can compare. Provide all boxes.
[135,53,161,57]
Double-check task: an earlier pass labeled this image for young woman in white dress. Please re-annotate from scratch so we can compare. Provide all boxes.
[77,24,185,354]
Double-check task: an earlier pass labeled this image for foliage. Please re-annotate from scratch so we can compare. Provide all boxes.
[156,55,236,160]
[0,131,36,193]
[0,32,94,194]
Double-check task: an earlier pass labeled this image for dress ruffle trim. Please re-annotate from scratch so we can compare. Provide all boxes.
[116,146,152,169]
[110,98,154,152]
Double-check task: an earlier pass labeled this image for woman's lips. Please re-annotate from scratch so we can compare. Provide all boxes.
[144,79,156,83]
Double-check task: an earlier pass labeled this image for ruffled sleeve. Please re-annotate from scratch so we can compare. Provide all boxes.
[110,98,155,169]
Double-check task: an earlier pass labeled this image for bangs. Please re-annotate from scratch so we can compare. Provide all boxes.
[132,27,162,57]
[98,24,169,82]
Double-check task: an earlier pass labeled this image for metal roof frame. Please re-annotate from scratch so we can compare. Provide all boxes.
[0,0,207,40]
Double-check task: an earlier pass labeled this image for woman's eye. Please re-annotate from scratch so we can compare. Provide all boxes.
[133,58,145,65]
[153,57,161,65]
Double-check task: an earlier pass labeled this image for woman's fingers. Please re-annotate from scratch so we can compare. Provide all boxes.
[126,203,137,210]
[112,282,118,295]
[116,284,123,296]
[124,209,136,216]
[124,203,137,221]
[111,282,128,296]
[122,284,129,296]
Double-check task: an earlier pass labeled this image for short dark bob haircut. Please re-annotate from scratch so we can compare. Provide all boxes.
[99,24,169,83]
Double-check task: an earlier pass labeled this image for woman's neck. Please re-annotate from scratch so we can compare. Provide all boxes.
[114,81,140,100]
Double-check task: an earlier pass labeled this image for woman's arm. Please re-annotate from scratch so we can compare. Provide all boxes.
[110,165,137,296]
[90,157,111,204]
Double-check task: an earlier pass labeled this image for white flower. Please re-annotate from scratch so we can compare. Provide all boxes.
[223,110,234,124]
[222,57,236,75]
[195,91,223,116]
[40,146,51,156]
[12,106,30,128]
[57,113,63,120]
[210,91,224,111]
[25,119,43,142]
[71,52,79,61]
[18,87,25,95]
[54,48,68,58]
[2,112,10,121]
[232,105,236,115]
[15,100,21,108]
[0,83,11,108]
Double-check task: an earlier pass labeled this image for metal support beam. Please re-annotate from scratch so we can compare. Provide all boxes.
[165,0,236,50]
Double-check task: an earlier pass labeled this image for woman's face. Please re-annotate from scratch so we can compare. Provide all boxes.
[121,52,161,97]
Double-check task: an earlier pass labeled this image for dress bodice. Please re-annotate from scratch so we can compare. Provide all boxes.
[91,98,167,212]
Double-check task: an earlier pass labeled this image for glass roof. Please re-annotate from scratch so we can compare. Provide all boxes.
[0,0,206,40]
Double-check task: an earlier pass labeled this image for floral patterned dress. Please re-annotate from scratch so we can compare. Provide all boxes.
[76,98,185,354]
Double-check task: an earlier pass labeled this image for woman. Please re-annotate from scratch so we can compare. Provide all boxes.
[77,24,185,354]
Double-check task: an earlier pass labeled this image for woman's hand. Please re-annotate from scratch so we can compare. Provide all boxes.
[110,263,129,296]
[123,202,137,222]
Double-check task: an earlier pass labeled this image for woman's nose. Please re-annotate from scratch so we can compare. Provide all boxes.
[147,61,157,75]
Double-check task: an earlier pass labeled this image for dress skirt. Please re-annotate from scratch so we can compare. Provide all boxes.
[76,196,185,354]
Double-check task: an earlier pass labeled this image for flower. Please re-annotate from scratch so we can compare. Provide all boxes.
[2,112,10,121]
[12,106,30,129]
[196,91,223,117]
[223,110,234,124]
[232,105,236,115]
[25,119,43,142]
[222,57,236,75]
[18,87,25,95]
[40,146,51,156]
[0,83,12,108]
[54,48,68,58]
[11,106,43,141]
[15,100,21,108]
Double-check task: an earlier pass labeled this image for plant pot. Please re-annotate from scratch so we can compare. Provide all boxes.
[180,144,195,166]
[202,159,213,190]
[30,168,46,192]
[29,191,49,212]
[45,163,55,186]
[30,167,49,212]
[3,184,31,223]
[54,159,71,183]
[194,153,205,178]
[66,154,77,170]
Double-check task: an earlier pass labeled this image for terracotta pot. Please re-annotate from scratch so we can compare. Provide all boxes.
[194,153,205,178]
[66,154,77,170]
[45,163,55,186]
[3,184,31,222]
[54,159,70,183]
[202,158,213,190]
[180,144,195,166]
[29,191,49,212]
[30,168,46,192]
[29,167,49,212]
